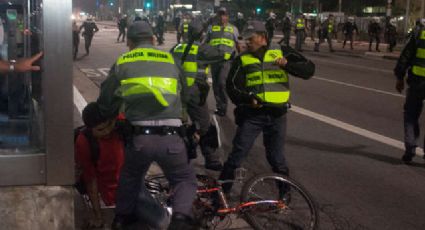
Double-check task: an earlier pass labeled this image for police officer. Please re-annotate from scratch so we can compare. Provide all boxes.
[394,18,425,164]
[279,12,292,47]
[385,19,397,53]
[295,13,305,51]
[171,21,226,171]
[97,21,198,230]
[368,17,382,52]
[314,14,335,52]
[219,20,314,193]
[117,15,127,43]
[234,12,246,35]
[205,7,239,116]
[265,12,277,45]
[79,15,99,55]
[179,12,191,43]
[157,11,165,45]
[342,17,358,50]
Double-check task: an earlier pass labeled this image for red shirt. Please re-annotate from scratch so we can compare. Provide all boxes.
[75,131,125,206]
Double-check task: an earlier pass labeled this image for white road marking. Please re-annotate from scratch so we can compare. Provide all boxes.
[212,114,222,148]
[310,57,393,74]
[291,105,424,157]
[313,76,405,98]
[73,85,88,115]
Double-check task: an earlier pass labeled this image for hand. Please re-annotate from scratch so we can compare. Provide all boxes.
[396,79,404,93]
[251,98,262,109]
[15,52,43,72]
[193,131,201,143]
[274,57,288,67]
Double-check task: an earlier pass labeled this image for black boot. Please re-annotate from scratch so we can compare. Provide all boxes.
[167,213,198,230]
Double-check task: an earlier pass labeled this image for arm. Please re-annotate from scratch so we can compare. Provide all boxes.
[75,135,103,227]
[226,57,252,105]
[394,33,416,81]
[0,52,43,74]
[97,64,123,119]
[94,23,99,33]
[281,46,315,79]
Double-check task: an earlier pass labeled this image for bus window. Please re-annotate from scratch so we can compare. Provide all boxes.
[0,0,44,155]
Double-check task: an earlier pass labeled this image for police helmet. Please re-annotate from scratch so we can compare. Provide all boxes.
[420,18,425,27]
[237,12,243,19]
[188,21,204,41]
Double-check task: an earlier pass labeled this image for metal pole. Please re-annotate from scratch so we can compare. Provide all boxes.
[338,0,342,13]
[421,0,425,18]
[386,0,392,17]
[299,0,303,13]
[405,0,410,35]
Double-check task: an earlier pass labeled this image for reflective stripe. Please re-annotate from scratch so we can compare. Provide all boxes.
[240,55,261,65]
[183,61,197,73]
[187,77,195,86]
[212,26,221,32]
[417,48,425,59]
[420,30,425,40]
[246,70,288,87]
[183,24,189,32]
[296,19,304,29]
[328,24,333,33]
[224,26,234,33]
[412,65,425,77]
[256,91,290,104]
[120,77,178,106]
[173,44,199,55]
[209,38,235,48]
[224,53,231,60]
[117,48,175,65]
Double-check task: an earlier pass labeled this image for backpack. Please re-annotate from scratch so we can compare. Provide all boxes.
[74,125,100,194]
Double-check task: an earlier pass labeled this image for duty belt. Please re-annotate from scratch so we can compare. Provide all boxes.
[133,126,181,136]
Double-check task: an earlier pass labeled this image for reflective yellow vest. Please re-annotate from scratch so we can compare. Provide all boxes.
[328,22,334,33]
[208,24,236,60]
[296,18,305,30]
[412,29,425,77]
[116,47,183,120]
[172,43,209,87]
[240,46,290,104]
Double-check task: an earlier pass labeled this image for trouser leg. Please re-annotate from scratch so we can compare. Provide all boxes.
[284,30,290,46]
[327,36,333,51]
[115,138,152,220]
[376,36,380,51]
[85,35,92,54]
[403,88,424,155]
[350,35,354,49]
[263,115,289,175]
[211,62,230,113]
[220,114,263,192]
[155,135,197,217]
[369,37,373,51]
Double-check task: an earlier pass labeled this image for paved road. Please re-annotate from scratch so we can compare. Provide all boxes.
[74,23,425,230]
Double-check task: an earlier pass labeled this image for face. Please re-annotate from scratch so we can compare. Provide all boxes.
[220,14,229,24]
[245,33,267,53]
[92,119,116,138]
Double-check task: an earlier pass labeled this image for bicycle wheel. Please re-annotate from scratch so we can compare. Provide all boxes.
[241,173,318,230]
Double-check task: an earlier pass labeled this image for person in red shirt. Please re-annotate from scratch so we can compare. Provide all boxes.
[75,102,125,228]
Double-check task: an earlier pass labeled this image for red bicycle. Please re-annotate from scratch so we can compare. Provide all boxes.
[146,169,318,229]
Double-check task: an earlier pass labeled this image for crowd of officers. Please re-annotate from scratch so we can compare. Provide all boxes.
[75,6,425,230]
[78,6,315,230]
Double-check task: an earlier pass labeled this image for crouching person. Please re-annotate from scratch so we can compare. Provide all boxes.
[75,102,125,228]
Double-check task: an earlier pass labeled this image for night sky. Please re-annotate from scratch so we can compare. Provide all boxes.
[73,0,98,13]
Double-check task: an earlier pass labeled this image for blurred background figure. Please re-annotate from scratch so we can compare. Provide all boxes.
[117,15,127,43]
[174,12,181,43]
[368,17,382,52]
[385,18,397,53]
[342,17,358,50]
[156,11,165,45]
[235,12,246,34]
[279,12,292,47]
[80,15,99,55]
[265,12,277,45]
[295,13,306,51]
[72,20,80,60]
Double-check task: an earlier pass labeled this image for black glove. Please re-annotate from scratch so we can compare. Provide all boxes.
[197,79,210,106]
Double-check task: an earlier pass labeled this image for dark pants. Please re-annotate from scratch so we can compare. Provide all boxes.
[73,32,79,59]
[211,61,231,113]
[369,35,380,51]
[295,30,304,51]
[115,134,197,228]
[279,29,291,46]
[157,28,164,45]
[403,87,425,155]
[84,35,94,54]
[314,35,333,52]
[267,29,274,45]
[343,33,354,49]
[388,37,396,52]
[220,109,289,191]
[117,28,126,42]
[186,85,217,157]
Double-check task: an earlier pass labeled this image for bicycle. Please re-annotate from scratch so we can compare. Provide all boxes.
[145,168,319,229]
